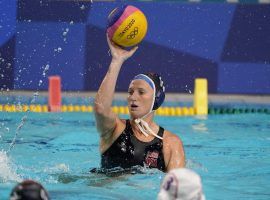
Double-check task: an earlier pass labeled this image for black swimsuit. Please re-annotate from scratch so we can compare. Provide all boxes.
[101,120,166,172]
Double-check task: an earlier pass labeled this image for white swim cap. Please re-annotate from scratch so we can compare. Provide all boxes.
[158,168,206,200]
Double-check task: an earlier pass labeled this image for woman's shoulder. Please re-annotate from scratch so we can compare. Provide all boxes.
[163,129,183,145]
[114,118,129,135]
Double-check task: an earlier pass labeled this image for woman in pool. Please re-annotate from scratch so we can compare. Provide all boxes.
[94,35,185,172]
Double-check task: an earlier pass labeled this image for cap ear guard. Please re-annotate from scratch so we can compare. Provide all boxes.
[153,86,165,110]
[148,73,165,110]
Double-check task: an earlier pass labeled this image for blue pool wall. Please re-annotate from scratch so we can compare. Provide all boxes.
[0,0,270,94]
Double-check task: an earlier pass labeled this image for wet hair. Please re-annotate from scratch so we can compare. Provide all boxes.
[10,180,50,200]
[132,72,165,110]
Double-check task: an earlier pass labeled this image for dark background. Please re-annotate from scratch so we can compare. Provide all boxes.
[0,0,269,94]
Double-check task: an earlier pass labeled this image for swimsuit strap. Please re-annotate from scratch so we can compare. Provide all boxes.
[157,126,164,137]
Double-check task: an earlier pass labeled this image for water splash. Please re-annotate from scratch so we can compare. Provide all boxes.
[0,150,22,182]
[8,116,27,153]
[42,64,49,77]
[8,62,48,154]
[54,47,62,53]
[0,122,10,140]
[63,28,69,37]
[185,84,192,94]
[38,80,43,87]
[191,123,209,133]
[44,163,70,173]
[31,92,39,104]
[186,159,208,172]
[80,4,85,10]
[1,114,29,183]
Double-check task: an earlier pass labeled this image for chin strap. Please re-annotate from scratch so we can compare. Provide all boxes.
[134,113,163,140]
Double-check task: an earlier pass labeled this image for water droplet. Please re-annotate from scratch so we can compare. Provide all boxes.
[80,5,85,10]
[42,64,49,77]
[54,47,62,53]
[33,92,39,97]
[38,80,43,86]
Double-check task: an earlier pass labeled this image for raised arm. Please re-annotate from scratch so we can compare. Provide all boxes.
[94,35,138,140]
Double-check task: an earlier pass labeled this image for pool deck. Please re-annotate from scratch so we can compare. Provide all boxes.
[1,91,270,105]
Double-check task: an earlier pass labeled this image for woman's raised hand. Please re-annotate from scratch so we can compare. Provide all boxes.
[107,34,138,63]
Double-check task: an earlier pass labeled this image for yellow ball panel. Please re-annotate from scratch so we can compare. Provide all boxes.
[112,11,148,47]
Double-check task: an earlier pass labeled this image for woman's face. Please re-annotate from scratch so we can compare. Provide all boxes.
[127,79,154,119]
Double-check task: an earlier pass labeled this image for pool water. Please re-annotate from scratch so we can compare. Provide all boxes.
[0,112,270,200]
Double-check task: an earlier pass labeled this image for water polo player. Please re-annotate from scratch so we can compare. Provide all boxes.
[10,180,50,200]
[94,35,185,172]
